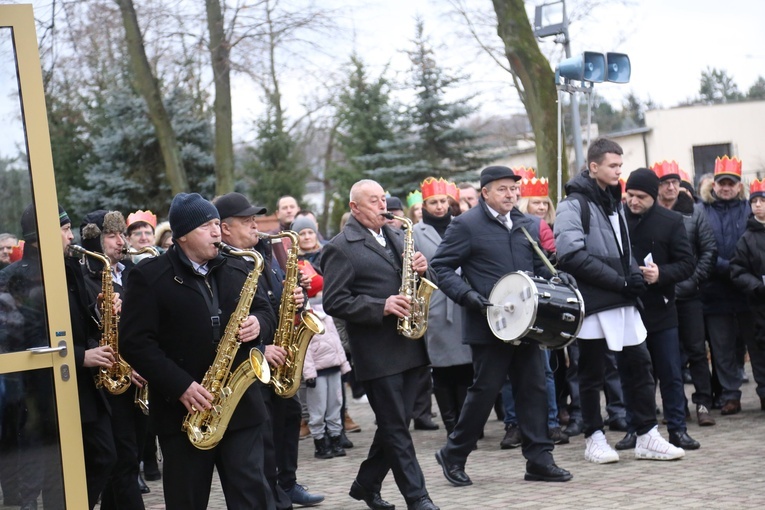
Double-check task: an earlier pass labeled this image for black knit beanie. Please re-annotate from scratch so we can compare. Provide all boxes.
[21,204,71,242]
[169,193,219,239]
[625,168,659,200]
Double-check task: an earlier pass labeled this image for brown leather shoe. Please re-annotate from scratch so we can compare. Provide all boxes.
[696,405,716,426]
[345,410,361,433]
[300,418,310,440]
[721,399,741,415]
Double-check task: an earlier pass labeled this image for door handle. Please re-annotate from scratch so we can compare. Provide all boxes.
[27,340,68,357]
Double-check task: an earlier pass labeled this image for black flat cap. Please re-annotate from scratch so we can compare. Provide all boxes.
[214,192,267,219]
[480,166,521,188]
[386,196,404,211]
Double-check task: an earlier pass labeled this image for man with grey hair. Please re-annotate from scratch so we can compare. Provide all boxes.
[0,233,17,269]
[322,179,439,510]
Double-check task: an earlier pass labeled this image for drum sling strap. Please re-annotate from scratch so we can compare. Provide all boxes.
[520,226,558,276]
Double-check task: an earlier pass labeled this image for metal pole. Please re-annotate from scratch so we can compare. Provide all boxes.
[563,24,585,173]
[557,87,563,204]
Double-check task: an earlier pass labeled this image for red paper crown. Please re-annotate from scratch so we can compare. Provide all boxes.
[714,156,742,179]
[515,168,548,197]
[619,178,626,194]
[421,177,459,201]
[127,210,157,228]
[9,240,24,263]
[750,179,765,196]
[678,168,692,183]
[651,160,682,180]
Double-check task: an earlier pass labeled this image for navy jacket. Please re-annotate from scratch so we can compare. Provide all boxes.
[430,198,552,345]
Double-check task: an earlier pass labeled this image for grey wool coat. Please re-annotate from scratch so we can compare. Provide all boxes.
[412,221,472,367]
[320,215,431,381]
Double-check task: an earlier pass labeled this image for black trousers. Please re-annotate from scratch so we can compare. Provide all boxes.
[677,298,713,408]
[82,410,117,510]
[443,341,553,467]
[101,390,148,510]
[159,423,274,510]
[357,367,429,505]
[261,384,302,509]
[410,365,434,422]
[578,339,657,437]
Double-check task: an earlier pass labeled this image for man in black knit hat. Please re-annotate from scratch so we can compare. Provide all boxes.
[121,193,276,510]
[623,168,698,450]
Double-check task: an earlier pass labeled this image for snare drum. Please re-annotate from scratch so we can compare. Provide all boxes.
[487,272,584,349]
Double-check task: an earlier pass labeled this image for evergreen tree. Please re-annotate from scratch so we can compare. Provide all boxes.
[70,84,215,220]
[699,67,743,104]
[328,55,395,229]
[242,105,308,214]
[748,76,765,101]
[365,20,491,196]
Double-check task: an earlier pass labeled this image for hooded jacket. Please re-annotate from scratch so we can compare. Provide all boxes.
[670,191,717,299]
[554,170,642,315]
[701,189,750,314]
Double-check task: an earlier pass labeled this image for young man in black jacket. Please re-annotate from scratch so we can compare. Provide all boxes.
[121,193,276,510]
[624,169,698,450]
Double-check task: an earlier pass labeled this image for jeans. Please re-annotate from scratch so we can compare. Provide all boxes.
[502,350,558,428]
[644,328,687,433]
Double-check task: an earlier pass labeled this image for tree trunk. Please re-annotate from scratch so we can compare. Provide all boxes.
[205,0,235,195]
[115,0,188,195]
[491,0,566,199]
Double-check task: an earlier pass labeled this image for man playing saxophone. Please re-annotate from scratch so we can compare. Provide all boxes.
[213,192,325,509]
[321,179,440,510]
[120,193,276,510]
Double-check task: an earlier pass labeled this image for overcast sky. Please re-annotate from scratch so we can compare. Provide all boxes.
[231,0,765,135]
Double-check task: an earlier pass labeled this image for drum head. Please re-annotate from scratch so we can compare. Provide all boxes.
[487,272,538,342]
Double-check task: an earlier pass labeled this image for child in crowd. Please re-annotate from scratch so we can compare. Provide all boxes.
[303,292,352,459]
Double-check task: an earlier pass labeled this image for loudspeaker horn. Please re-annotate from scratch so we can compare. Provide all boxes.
[606,53,631,83]
[556,51,606,83]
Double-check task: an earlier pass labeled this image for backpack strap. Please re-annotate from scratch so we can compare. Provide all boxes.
[564,192,590,235]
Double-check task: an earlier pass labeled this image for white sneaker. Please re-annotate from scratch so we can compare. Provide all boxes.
[584,430,619,464]
[635,426,685,460]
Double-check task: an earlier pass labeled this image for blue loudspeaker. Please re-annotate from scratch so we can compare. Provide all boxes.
[606,53,631,83]
[557,52,606,83]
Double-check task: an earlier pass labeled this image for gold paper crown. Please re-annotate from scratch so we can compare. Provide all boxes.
[750,178,765,196]
[127,210,157,228]
[651,160,682,180]
[407,190,423,207]
[714,156,742,179]
[514,168,549,198]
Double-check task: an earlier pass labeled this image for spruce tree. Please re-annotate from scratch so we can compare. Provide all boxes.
[365,20,491,196]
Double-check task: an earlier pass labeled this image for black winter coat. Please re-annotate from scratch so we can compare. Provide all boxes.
[320,215,430,381]
[625,205,695,332]
[430,198,553,345]
[120,244,275,436]
[731,216,765,347]
[670,192,717,300]
[701,195,750,314]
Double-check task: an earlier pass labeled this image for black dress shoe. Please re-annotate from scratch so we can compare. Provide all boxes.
[138,474,151,494]
[349,480,395,510]
[144,467,161,481]
[414,417,439,430]
[407,496,440,510]
[608,417,629,432]
[524,462,573,482]
[434,450,472,487]
[563,420,582,437]
[615,431,636,451]
[669,430,700,450]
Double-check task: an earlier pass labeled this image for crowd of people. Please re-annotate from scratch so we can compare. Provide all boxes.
[1,136,764,510]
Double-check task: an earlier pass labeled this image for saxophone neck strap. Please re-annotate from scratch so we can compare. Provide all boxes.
[194,273,221,342]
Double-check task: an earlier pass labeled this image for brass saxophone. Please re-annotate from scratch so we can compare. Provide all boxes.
[257,231,325,399]
[182,241,271,450]
[381,213,438,339]
[68,244,132,395]
[123,246,159,415]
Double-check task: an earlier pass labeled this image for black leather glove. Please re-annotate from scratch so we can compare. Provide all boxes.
[306,378,316,388]
[755,286,765,299]
[555,272,577,289]
[622,273,647,298]
[463,291,491,314]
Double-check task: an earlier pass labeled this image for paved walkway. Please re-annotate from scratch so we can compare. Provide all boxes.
[136,366,765,510]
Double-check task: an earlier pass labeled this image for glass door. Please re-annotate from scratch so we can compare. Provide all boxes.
[0,5,88,509]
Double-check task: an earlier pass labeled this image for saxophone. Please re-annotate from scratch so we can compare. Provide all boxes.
[123,245,159,415]
[257,231,325,399]
[182,242,271,450]
[68,244,132,395]
[381,213,438,339]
